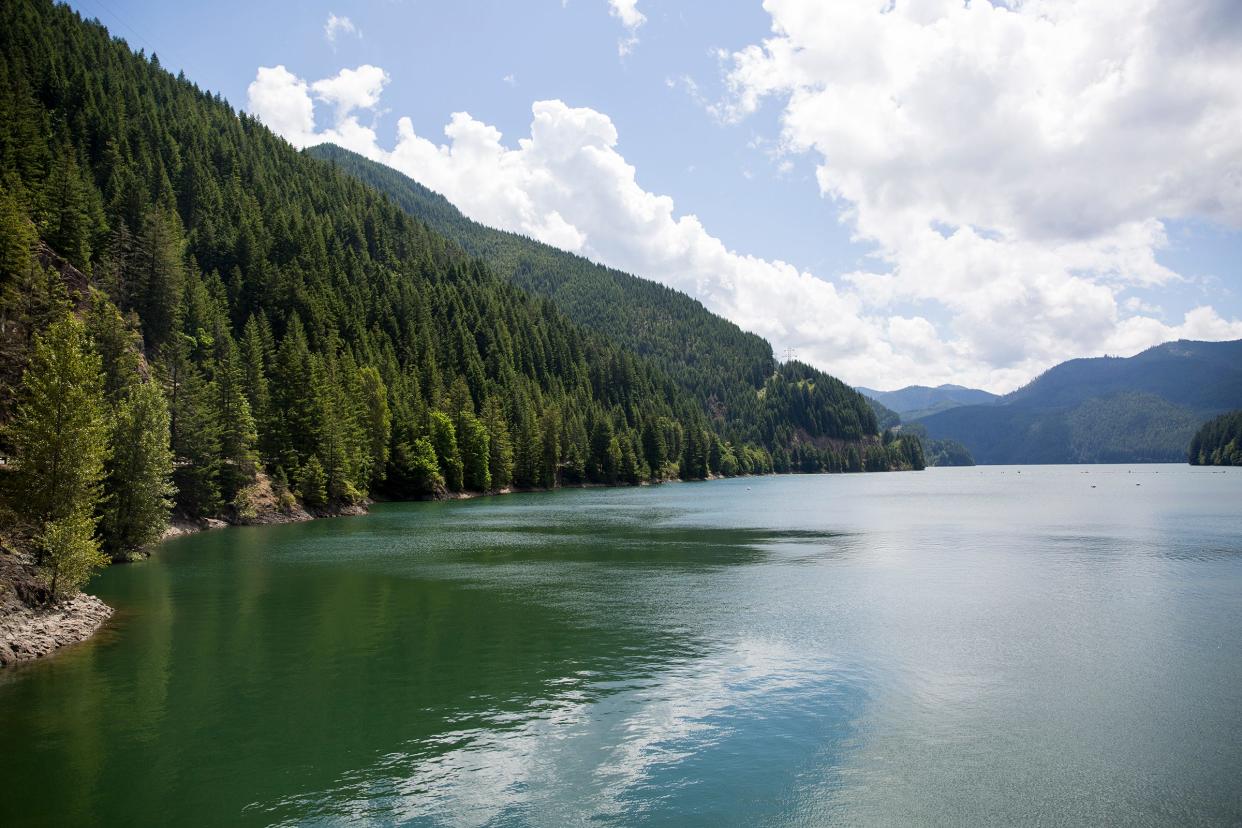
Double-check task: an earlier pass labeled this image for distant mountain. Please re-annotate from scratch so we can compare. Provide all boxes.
[857,384,999,420]
[917,340,1242,464]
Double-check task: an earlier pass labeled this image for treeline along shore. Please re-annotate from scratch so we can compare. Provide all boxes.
[0,0,923,664]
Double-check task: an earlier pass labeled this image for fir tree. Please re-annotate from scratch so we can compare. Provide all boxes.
[458,409,491,491]
[163,333,221,518]
[101,378,175,557]
[358,366,391,486]
[430,410,464,492]
[481,396,514,490]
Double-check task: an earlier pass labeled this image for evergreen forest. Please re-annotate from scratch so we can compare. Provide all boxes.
[0,0,921,597]
[1188,410,1242,466]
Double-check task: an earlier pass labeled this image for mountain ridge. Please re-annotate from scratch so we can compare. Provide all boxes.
[916,339,1242,463]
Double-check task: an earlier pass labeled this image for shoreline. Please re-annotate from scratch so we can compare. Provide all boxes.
[0,544,115,667]
[1,466,921,666]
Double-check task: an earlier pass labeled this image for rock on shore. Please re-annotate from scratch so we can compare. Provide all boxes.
[0,590,112,666]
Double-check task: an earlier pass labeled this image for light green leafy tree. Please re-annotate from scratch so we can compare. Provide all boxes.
[7,315,110,595]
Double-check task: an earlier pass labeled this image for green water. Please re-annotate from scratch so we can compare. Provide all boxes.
[1,466,1241,826]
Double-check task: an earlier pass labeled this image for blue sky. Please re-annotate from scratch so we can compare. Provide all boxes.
[68,0,1242,392]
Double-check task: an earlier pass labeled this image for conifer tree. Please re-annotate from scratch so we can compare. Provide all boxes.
[239,315,271,435]
[358,366,391,486]
[163,333,221,518]
[212,329,258,503]
[101,378,175,557]
[430,410,464,492]
[298,454,328,508]
[133,208,186,348]
[84,292,141,402]
[458,409,491,491]
[481,396,514,490]
[40,146,103,268]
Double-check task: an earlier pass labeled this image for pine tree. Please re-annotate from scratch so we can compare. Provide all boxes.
[239,315,271,446]
[101,379,175,557]
[269,315,315,473]
[641,418,667,479]
[458,410,491,491]
[0,185,36,281]
[84,292,141,402]
[6,315,110,592]
[163,333,221,518]
[481,396,514,490]
[40,145,103,268]
[358,366,391,486]
[212,329,258,503]
[539,408,561,489]
[430,410,464,492]
[133,208,186,348]
[298,454,328,508]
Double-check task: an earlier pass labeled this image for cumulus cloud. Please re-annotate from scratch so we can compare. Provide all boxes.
[247,28,1242,391]
[715,0,1242,387]
[246,66,317,148]
[608,0,646,56]
[323,13,359,44]
[310,64,388,120]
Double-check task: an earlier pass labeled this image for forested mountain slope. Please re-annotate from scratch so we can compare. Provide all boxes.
[0,1,921,596]
[917,340,1242,464]
[1189,410,1242,466]
[306,144,894,460]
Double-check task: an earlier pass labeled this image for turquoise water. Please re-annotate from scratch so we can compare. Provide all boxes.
[1,465,1240,826]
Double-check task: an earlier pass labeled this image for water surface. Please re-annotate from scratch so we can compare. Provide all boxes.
[2,465,1240,826]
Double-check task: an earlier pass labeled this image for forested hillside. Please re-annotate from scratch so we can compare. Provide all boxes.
[1189,410,1242,465]
[306,144,895,461]
[0,1,920,597]
[917,341,1242,464]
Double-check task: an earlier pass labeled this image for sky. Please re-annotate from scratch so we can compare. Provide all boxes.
[69,0,1242,393]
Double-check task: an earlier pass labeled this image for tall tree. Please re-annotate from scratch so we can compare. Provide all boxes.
[163,333,221,518]
[481,396,514,490]
[6,315,109,592]
[429,410,464,492]
[133,208,186,349]
[212,329,258,503]
[358,366,391,487]
[101,378,175,557]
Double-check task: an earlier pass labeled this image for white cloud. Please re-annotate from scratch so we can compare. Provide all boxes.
[247,41,1242,393]
[608,0,646,56]
[714,0,1242,388]
[246,66,317,148]
[323,13,359,44]
[310,64,388,120]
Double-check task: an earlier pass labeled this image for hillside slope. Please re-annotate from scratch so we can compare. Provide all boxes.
[306,144,892,459]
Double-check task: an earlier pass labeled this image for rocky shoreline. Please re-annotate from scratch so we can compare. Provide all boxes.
[0,590,113,667]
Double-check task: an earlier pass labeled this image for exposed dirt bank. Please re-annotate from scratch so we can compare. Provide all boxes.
[0,547,113,667]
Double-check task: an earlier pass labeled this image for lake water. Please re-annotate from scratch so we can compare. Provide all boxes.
[1,465,1240,826]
